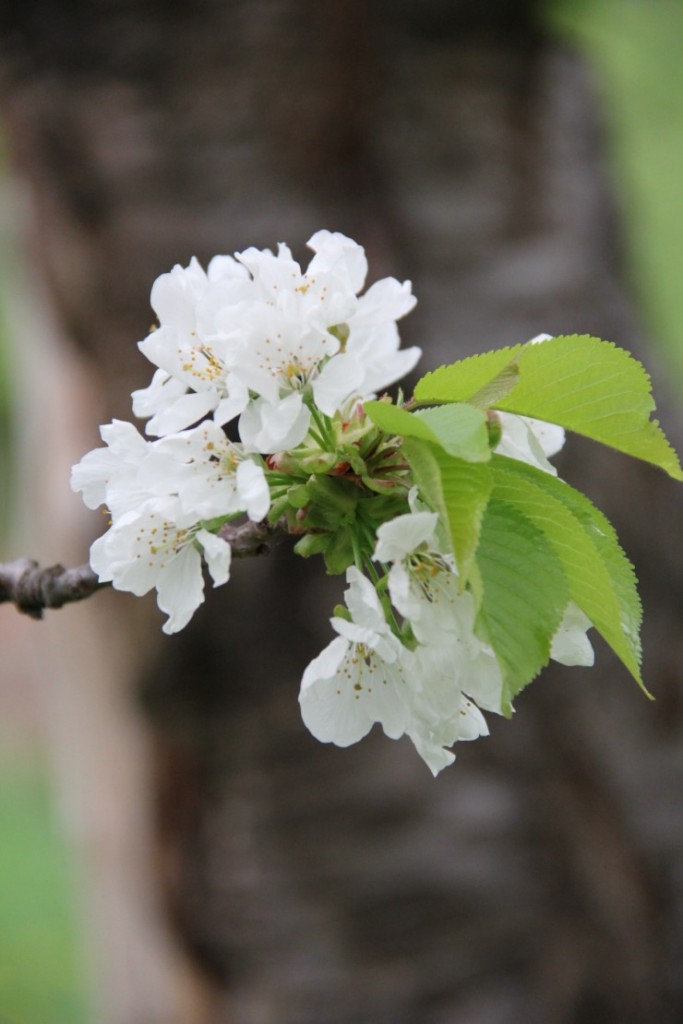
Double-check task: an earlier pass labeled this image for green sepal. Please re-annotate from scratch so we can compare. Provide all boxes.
[293,527,355,574]
[296,476,360,532]
[267,494,291,524]
[360,474,405,495]
[336,444,368,476]
[198,514,233,533]
[297,451,339,474]
[307,475,359,516]
[357,493,410,529]
[287,484,312,509]
[293,532,330,559]
[322,527,355,574]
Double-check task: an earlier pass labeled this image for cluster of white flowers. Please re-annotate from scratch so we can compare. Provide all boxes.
[71,418,269,633]
[300,505,592,774]
[132,229,419,449]
[71,230,593,773]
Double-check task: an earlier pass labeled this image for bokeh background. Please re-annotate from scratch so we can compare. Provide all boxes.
[0,1,682,1022]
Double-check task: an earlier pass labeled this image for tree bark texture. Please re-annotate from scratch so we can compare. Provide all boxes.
[1,2,682,1023]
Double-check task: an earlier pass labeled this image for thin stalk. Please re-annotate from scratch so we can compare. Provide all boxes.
[350,530,364,572]
[360,549,403,640]
[307,425,328,450]
[310,406,336,450]
[265,472,298,483]
[362,552,380,585]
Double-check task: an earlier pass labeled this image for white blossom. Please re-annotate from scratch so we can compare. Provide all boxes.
[131,368,188,427]
[134,256,251,435]
[72,419,269,526]
[142,420,270,522]
[375,511,505,719]
[72,417,267,634]
[404,643,490,774]
[90,503,231,634]
[299,567,411,747]
[299,566,492,775]
[375,510,594,712]
[134,230,419,445]
[345,277,421,395]
[70,419,160,519]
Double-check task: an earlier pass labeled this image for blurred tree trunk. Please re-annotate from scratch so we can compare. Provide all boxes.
[1,2,683,1023]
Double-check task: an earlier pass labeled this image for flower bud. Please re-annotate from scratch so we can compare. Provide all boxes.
[486,410,502,449]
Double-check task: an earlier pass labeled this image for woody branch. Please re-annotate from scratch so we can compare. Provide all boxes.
[0,520,279,619]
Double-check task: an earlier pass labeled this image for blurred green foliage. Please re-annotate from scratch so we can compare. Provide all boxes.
[0,760,86,1024]
[0,148,85,1024]
[549,0,683,382]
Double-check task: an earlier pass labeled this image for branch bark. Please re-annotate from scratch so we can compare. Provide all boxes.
[0,558,104,618]
[0,520,280,619]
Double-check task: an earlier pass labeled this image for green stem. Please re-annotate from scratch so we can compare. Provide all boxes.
[265,472,297,483]
[310,405,336,450]
[359,521,379,560]
[378,585,403,640]
[360,549,403,640]
[362,553,380,584]
[307,425,329,450]
[350,530,364,572]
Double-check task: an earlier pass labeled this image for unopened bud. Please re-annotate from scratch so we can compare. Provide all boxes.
[486,410,502,449]
[266,451,300,474]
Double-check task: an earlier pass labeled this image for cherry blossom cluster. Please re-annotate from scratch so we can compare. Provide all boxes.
[71,230,593,773]
[302,509,592,774]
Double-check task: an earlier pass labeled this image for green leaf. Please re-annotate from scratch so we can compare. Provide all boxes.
[415,335,682,479]
[489,456,646,693]
[414,346,524,407]
[364,400,432,440]
[364,400,490,462]
[414,405,491,461]
[495,336,682,478]
[475,498,568,712]
[402,438,492,583]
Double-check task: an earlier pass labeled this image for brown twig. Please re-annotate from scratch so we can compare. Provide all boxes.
[0,558,105,619]
[217,519,279,557]
[0,520,282,620]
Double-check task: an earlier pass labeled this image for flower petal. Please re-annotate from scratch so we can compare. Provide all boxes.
[236,460,271,522]
[145,391,218,437]
[156,544,206,634]
[374,511,439,563]
[239,393,311,453]
[196,529,232,587]
[307,229,368,294]
[551,602,595,667]
[300,637,375,747]
[312,353,364,416]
